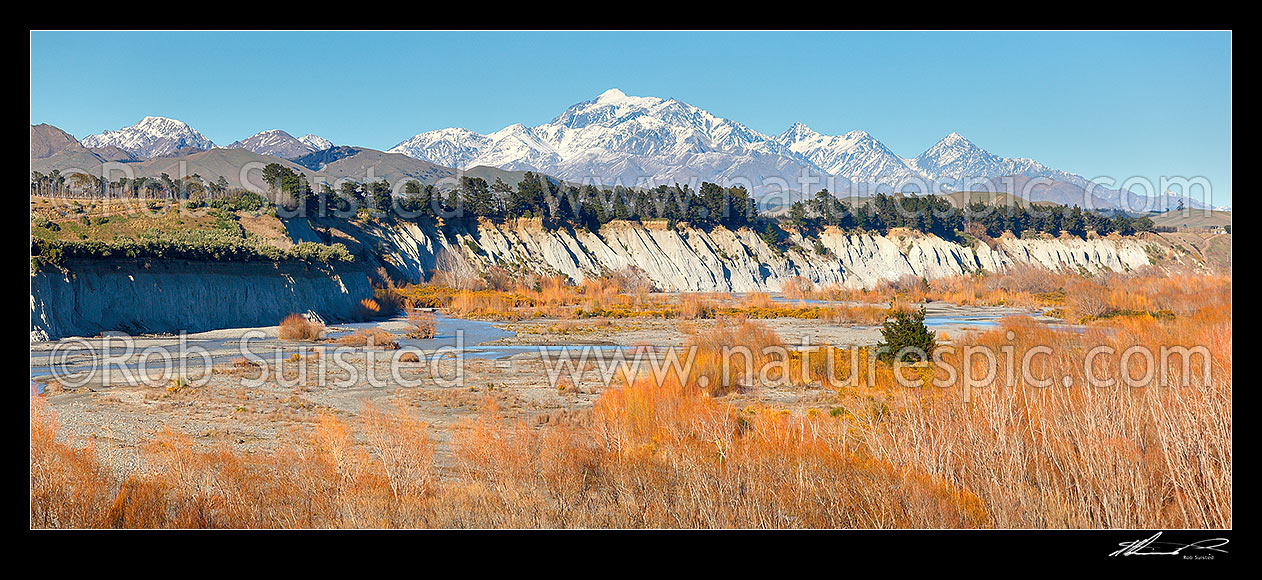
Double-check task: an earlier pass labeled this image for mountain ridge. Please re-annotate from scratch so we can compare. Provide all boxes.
[81,116,215,159]
[386,89,1146,204]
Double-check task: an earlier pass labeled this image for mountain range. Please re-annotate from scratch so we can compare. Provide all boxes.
[79,117,335,162]
[388,88,1139,204]
[31,89,1208,210]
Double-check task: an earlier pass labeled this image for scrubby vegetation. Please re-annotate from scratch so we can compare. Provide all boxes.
[31,270,1231,527]
[278,314,325,341]
[29,194,354,268]
[31,232,353,267]
[332,328,399,349]
[404,307,438,339]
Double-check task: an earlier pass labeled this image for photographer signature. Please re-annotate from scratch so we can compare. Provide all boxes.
[1110,532,1229,557]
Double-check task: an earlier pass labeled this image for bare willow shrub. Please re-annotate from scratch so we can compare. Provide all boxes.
[686,318,785,394]
[781,276,815,299]
[1066,278,1112,318]
[678,293,715,320]
[611,265,656,294]
[432,248,482,291]
[1002,264,1063,294]
[742,291,775,309]
[867,312,1231,528]
[30,398,114,528]
[443,380,988,528]
[481,266,516,292]
[335,328,400,349]
[359,401,437,502]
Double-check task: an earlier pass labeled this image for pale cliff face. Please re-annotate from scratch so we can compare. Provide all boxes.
[28,221,1188,341]
[355,220,1167,293]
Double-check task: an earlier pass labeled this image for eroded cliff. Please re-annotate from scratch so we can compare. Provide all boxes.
[341,219,1167,292]
[31,260,373,340]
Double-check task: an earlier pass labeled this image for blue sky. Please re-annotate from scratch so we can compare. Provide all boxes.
[31,31,1232,205]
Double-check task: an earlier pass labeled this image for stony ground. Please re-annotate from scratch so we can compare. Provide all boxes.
[31,302,1041,477]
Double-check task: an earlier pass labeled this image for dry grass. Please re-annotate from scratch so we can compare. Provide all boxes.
[333,328,399,349]
[869,310,1231,527]
[684,319,786,395]
[32,270,1231,529]
[278,314,324,341]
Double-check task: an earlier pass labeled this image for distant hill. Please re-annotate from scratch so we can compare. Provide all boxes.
[317,148,454,186]
[90,145,139,162]
[32,143,317,190]
[124,148,318,190]
[1150,209,1232,229]
[32,123,596,195]
[293,146,362,171]
[973,175,1115,209]
[31,124,84,159]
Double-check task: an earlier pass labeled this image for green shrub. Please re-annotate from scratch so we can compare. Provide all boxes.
[209,191,268,213]
[876,306,937,363]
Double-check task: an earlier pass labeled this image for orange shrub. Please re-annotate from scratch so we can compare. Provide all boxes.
[404,307,438,339]
[278,314,324,341]
[334,328,399,349]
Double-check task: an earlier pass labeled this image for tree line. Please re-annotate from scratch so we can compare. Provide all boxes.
[34,162,1156,241]
[261,162,758,232]
[782,190,1156,240]
[31,170,234,200]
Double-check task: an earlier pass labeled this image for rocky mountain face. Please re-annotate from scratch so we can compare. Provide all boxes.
[81,116,215,158]
[30,124,83,159]
[298,134,333,151]
[38,91,1208,210]
[226,129,317,159]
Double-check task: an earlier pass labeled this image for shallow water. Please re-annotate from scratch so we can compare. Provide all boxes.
[29,307,1076,386]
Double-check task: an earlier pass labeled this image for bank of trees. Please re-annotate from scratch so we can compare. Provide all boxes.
[259,164,758,233]
[408,173,758,232]
[39,161,1153,241]
[782,190,1155,240]
[31,170,233,200]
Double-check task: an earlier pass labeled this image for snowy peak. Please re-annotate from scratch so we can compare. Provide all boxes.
[298,134,333,151]
[389,127,494,169]
[596,87,628,102]
[909,131,1080,189]
[226,129,314,159]
[81,116,214,159]
[776,125,917,182]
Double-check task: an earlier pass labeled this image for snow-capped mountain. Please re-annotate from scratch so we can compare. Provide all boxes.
[81,116,214,159]
[226,129,315,159]
[392,88,816,190]
[392,88,1116,198]
[298,134,333,152]
[776,123,921,184]
[391,127,496,170]
[908,132,1087,190]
